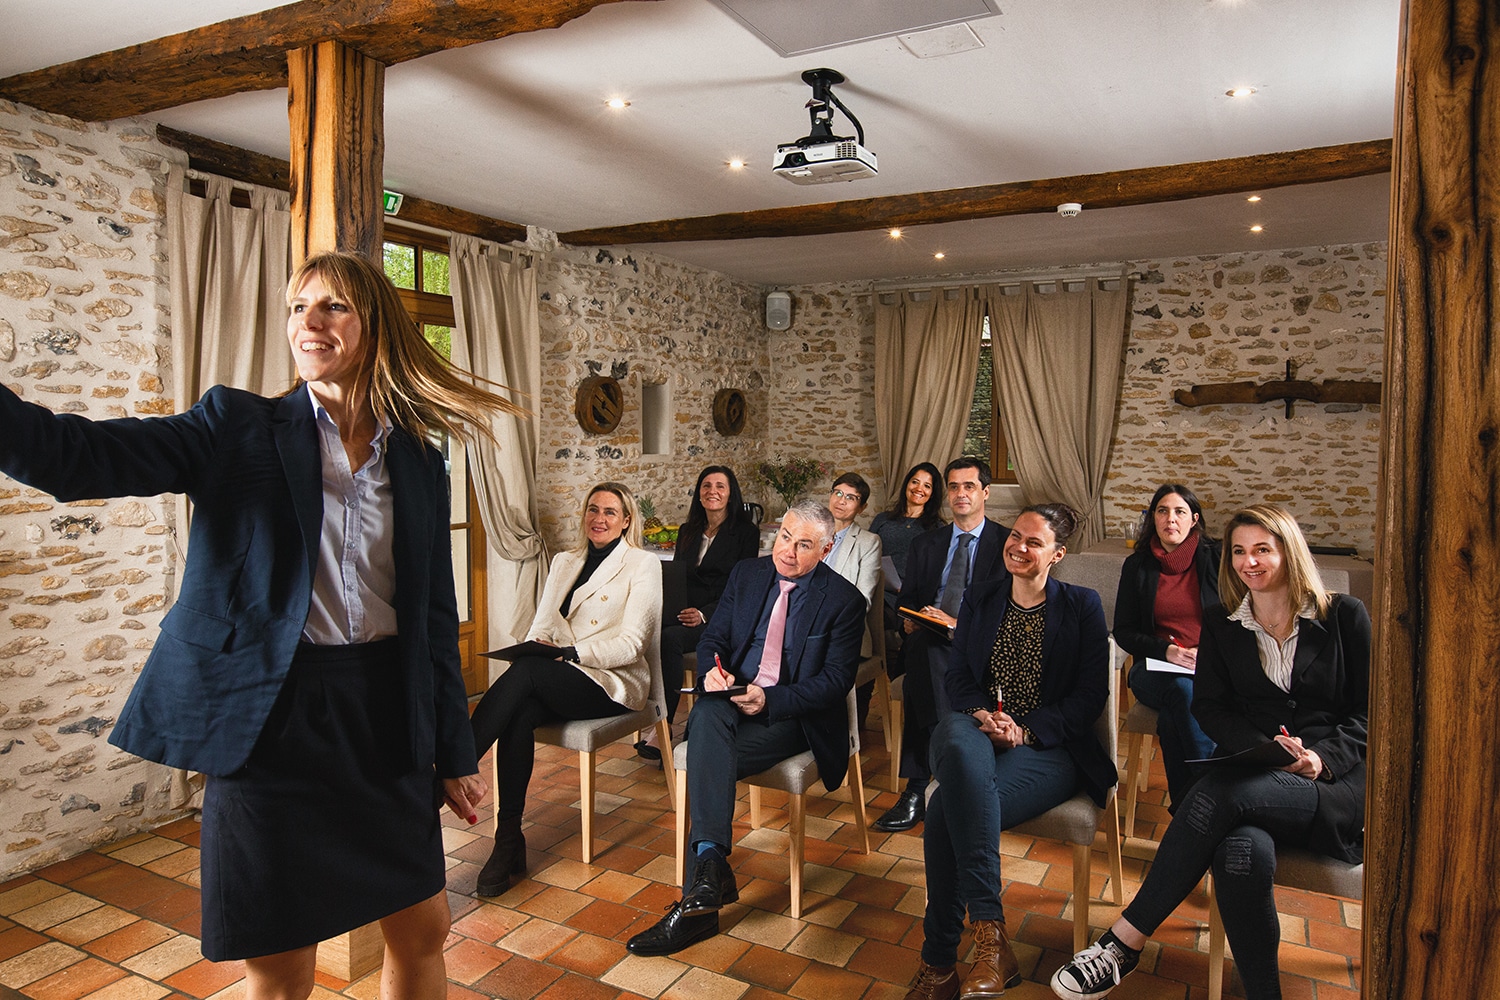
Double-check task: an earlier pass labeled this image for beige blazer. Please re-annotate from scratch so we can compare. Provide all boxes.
[527,543,662,711]
[825,521,882,657]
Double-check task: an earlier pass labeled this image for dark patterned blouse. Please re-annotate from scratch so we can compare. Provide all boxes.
[986,598,1047,718]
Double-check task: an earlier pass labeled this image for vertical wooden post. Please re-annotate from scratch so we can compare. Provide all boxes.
[1366,1,1500,996]
[287,40,385,264]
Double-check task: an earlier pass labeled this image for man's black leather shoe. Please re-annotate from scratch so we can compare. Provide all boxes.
[679,853,739,916]
[625,901,719,956]
[871,788,926,832]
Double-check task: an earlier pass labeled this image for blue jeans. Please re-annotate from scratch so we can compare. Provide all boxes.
[1129,660,1215,807]
[1121,769,1319,1000]
[921,713,1079,966]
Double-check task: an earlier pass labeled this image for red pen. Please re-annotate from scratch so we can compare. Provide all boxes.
[1279,725,1291,737]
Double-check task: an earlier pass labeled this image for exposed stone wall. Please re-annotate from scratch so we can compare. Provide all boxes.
[533,245,771,548]
[770,282,886,511]
[1105,244,1386,554]
[0,101,182,878]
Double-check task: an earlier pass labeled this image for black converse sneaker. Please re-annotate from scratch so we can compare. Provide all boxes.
[1050,931,1141,1000]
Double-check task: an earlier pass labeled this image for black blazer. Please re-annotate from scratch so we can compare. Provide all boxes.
[946,572,1116,807]
[1113,535,1222,660]
[1193,594,1370,863]
[672,518,760,625]
[897,518,1007,617]
[696,557,865,791]
[0,383,476,780]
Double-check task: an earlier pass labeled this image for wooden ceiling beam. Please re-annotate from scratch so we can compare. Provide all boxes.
[157,125,528,245]
[561,139,1393,245]
[0,0,657,122]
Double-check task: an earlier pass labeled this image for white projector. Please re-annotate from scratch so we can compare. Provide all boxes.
[772,139,878,184]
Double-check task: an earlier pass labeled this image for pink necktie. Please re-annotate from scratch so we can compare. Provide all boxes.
[753,580,796,688]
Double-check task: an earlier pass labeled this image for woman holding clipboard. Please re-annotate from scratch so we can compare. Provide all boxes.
[1113,483,1221,808]
[469,482,662,895]
[1053,504,1369,1000]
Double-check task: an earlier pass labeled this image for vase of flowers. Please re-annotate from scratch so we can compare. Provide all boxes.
[753,456,830,517]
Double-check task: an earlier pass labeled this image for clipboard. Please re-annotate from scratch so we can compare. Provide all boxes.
[1187,741,1296,768]
[898,605,955,640]
[483,641,567,661]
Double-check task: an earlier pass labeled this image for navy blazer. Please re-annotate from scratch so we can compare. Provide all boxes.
[1113,535,1222,660]
[897,518,1007,618]
[945,572,1116,807]
[696,557,865,792]
[1194,594,1370,863]
[0,383,476,780]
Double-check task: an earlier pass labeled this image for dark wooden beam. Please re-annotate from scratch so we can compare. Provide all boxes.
[288,41,385,263]
[1365,1,1500,997]
[561,139,1392,245]
[157,125,528,245]
[0,0,658,122]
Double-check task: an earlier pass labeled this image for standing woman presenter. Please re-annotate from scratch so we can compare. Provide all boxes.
[0,251,523,1000]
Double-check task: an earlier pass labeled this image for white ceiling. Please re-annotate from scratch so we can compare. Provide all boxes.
[0,0,1402,285]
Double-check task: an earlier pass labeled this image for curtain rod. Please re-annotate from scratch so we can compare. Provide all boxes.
[870,263,1137,293]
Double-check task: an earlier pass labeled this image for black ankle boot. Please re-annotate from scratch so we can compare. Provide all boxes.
[475,817,526,896]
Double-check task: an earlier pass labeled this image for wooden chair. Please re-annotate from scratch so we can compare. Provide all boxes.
[1008,637,1126,951]
[854,591,889,749]
[1206,847,1362,1000]
[1119,693,1159,838]
[673,687,870,918]
[510,621,676,864]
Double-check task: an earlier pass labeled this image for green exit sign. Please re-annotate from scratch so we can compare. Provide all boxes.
[383,190,404,215]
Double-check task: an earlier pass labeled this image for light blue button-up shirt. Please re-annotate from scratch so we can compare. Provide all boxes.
[302,385,398,644]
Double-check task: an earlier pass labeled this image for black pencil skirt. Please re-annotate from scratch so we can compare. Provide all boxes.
[199,640,446,961]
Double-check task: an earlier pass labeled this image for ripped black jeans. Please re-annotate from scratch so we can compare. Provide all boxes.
[1121,768,1320,1000]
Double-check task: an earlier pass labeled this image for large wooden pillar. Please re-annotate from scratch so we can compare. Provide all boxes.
[287,40,385,263]
[1366,1,1500,996]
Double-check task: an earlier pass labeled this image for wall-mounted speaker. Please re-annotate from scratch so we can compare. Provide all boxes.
[765,290,792,330]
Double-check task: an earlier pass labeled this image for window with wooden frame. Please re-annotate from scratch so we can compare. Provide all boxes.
[963,318,1018,485]
[382,224,489,695]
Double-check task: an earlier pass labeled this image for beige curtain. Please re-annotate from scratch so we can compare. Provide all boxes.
[167,166,293,408]
[873,288,987,502]
[986,279,1128,548]
[448,234,546,660]
[165,165,292,808]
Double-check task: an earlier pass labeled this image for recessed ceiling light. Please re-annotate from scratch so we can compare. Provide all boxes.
[1250,224,1264,233]
[1227,86,1257,98]
[1246,195,1262,202]
[888,228,903,239]
[727,158,745,170]
[933,251,946,260]
[606,97,630,109]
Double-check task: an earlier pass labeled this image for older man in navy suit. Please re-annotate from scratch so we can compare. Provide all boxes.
[627,499,865,956]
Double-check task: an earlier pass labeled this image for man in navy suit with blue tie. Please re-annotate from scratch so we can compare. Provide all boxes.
[627,499,865,956]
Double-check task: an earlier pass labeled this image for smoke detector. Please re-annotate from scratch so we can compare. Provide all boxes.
[1057,203,1083,218]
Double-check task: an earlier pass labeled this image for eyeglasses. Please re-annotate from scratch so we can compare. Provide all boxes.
[830,489,863,503]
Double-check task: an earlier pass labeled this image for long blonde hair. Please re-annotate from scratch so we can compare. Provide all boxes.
[576,482,644,550]
[286,251,525,443]
[1218,504,1332,619]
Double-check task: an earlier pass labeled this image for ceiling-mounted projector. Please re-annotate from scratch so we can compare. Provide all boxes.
[773,68,878,185]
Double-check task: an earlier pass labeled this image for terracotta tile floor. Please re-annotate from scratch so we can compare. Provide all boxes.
[0,712,1362,1000]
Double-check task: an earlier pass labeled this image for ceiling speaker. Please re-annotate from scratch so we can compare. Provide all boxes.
[765,290,792,330]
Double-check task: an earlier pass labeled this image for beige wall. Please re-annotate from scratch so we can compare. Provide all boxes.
[0,100,182,876]
[1104,244,1386,555]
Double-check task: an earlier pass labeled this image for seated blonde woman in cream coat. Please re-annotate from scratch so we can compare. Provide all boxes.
[469,481,662,895]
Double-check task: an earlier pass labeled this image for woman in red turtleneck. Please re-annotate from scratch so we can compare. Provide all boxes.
[1113,483,1220,808]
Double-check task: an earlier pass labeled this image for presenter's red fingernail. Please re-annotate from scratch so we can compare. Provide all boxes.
[468,814,478,824]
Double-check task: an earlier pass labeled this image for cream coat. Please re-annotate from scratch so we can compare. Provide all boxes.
[825,521,882,657]
[526,544,662,711]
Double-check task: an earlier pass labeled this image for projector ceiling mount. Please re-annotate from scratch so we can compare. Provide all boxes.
[772,68,879,185]
[797,68,865,148]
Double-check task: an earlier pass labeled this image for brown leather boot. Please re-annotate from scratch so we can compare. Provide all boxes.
[959,919,1021,997]
[903,959,959,1000]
